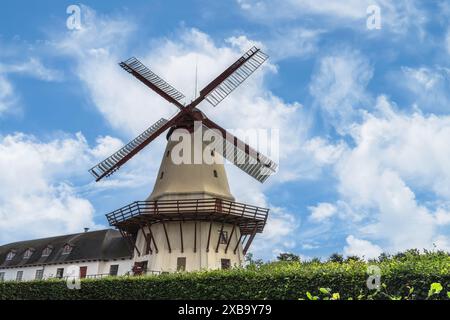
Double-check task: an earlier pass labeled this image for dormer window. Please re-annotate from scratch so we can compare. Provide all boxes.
[62,244,72,255]
[42,246,53,257]
[6,250,16,261]
[23,248,34,259]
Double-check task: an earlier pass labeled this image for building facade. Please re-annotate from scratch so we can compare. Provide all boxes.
[0,229,132,282]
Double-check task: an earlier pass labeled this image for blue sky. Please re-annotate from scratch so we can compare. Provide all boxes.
[1,0,450,260]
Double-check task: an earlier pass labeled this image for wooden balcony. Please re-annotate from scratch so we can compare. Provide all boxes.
[106,198,269,235]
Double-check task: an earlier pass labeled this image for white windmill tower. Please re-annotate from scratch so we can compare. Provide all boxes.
[89,47,277,273]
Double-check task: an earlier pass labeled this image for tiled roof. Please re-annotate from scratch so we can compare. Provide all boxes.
[0,229,132,268]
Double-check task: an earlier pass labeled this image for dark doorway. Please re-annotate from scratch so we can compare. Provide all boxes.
[177,257,186,271]
[221,258,231,270]
[109,264,119,276]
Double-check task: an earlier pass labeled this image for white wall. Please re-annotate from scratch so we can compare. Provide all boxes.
[0,258,133,282]
[133,221,244,273]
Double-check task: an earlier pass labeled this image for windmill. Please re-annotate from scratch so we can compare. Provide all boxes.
[92,47,278,273]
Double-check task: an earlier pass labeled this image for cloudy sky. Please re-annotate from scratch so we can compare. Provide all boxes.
[1,0,450,260]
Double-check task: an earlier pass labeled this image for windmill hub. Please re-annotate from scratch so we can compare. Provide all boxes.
[93,47,277,273]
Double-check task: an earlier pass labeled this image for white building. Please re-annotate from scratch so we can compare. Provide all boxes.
[0,229,132,282]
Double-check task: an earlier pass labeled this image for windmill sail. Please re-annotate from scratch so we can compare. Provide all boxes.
[89,118,170,181]
[120,57,185,109]
[202,119,277,183]
[200,47,268,107]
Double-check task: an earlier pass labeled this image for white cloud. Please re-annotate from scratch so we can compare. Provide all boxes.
[0,58,62,81]
[0,132,122,244]
[304,137,347,166]
[400,66,450,113]
[267,27,323,60]
[0,57,61,116]
[237,0,427,35]
[0,75,17,116]
[446,30,450,54]
[334,96,450,253]
[251,206,299,259]
[308,202,337,222]
[344,235,382,259]
[309,49,373,133]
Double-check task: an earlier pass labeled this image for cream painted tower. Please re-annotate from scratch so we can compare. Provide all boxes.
[132,128,244,273]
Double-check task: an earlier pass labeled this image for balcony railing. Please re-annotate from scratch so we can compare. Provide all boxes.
[106,198,269,235]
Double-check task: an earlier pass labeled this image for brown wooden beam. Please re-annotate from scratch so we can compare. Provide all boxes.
[215,222,225,253]
[225,223,236,254]
[179,222,184,253]
[147,223,158,253]
[206,220,213,252]
[233,233,243,254]
[162,222,171,253]
[140,226,152,255]
[243,224,258,255]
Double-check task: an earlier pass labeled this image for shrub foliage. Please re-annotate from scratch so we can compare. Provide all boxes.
[0,251,449,300]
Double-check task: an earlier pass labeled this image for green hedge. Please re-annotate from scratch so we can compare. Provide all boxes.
[1,252,449,300]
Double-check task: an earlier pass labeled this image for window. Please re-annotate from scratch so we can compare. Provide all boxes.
[160,171,164,179]
[23,248,34,259]
[62,244,72,255]
[0,272,5,281]
[221,259,231,270]
[35,269,44,280]
[42,246,52,257]
[166,150,170,157]
[213,169,218,178]
[56,268,64,279]
[218,230,228,244]
[211,150,215,157]
[109,265,119,276]
[79,266,87,279]
[6,251,16,261]
[177,257,186,272]
[16,271,23,281]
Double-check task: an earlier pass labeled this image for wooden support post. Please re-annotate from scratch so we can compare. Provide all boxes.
[179,222,184,253]
[233,233,243,254]
[206,220,213,252]
[162,222,171,253]
[225,223,236,254]
[215,222,225,253]
[243,224,258,255]
[140,226,152,255]
[147,223,158,253]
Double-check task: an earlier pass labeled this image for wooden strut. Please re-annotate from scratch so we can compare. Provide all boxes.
[225,223,237,254]
[215,221,225,253]
[147,223,158,253]
[243,223,259,255]
[233,233,243,254]
[179,222,184,253]
[140,225,152,255]
[120,229,140,257]
[162,222,171,253]
[206,220,213,252]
